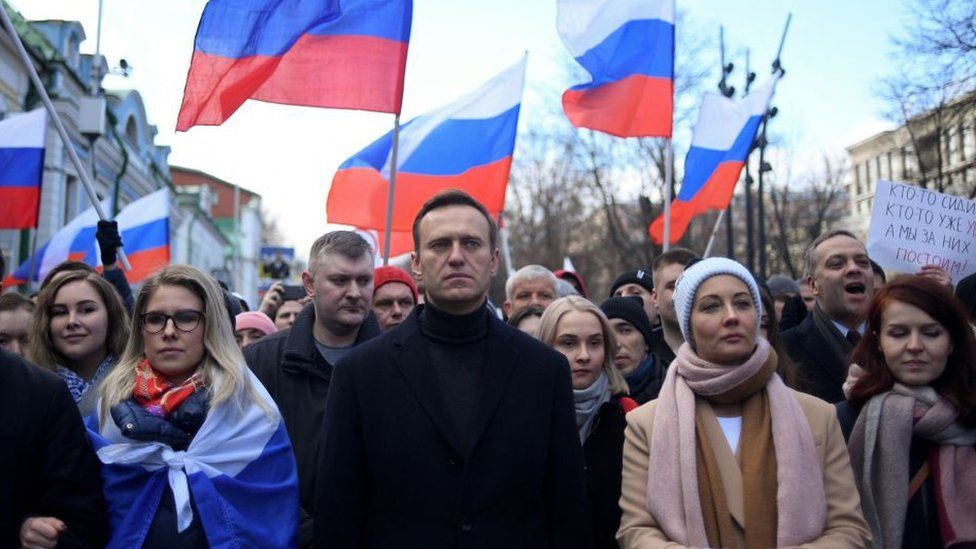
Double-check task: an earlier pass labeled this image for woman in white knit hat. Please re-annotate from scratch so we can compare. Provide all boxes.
[617,257,870,548]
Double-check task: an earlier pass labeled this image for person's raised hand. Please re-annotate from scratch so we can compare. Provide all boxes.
[918,264,953,290]
[259,281,285,316]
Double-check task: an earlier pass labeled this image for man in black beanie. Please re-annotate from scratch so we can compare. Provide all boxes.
[609,269,657,326]
[600,296,666,404]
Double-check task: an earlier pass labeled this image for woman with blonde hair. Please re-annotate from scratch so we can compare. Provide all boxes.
[88,264,299,548]
[539,295,636,548]
[617,257,870,548]
[29,269,129,415]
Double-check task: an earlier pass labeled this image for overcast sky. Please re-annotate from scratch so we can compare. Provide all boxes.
[14,0,906,259]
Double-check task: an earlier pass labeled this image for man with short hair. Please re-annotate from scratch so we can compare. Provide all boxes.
[782,230,875,403]
[371,265,418,331]
[502,264,557,319]
[315,190,590,548]
[0,293,34,357]
[600,296,665,404]
[766,273,801,321]
[610,269,657,325]
[650,248,698,369]
[245,231,381,546]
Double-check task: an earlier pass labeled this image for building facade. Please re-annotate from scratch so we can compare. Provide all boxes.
[0,4,235,295]
[846,90,976,234]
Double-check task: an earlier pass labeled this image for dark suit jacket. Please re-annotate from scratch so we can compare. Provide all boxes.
[314,309,591,548]
[0,350,107,548]
[781,314,849,403]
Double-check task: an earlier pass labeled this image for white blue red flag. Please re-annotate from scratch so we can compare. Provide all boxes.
[3,188,171,287]
[558,0,674,138]
[176,0,412,131]
[650,72,782,244]
[86,370,299,548]
[326,57,526,257]
[0,108,46,228]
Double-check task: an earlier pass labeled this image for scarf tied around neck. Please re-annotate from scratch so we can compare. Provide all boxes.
[647,338,827,548]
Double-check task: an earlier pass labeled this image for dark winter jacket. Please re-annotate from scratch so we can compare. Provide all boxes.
[583,396,629,549]
[782,313,850,403]
[243,303,381,546]
[0,349,108,548]
[314,307,592,548]
[110,392,210,548]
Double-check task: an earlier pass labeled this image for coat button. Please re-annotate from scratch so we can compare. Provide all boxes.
[125,423,134,430]
[448,458,459,467]
[460,521,472,532]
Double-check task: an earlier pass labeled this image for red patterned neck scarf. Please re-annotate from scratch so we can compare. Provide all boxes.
[133,358,204,418]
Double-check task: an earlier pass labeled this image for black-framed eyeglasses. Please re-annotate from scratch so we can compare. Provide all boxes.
[140,310,204,334]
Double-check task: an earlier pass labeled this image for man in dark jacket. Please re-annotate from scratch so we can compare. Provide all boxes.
[782,230,874,403]
[0,348,108,548]
[315,190,591,548]
[244,231,381,546]
[600,296,665,404]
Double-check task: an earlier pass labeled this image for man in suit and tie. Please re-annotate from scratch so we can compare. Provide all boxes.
[782,230,875,403]
[314,190,590,548]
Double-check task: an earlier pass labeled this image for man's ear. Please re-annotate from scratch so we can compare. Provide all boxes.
[410,251,423,282]
[301,271,314,297]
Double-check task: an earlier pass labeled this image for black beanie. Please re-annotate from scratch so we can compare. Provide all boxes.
[600,296,655,349]
[609,268,654,297]
[956,271,976,321]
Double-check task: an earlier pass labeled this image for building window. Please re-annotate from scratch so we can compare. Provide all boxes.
[949,127,960,165]
[125,117,138,146]
[63,175,79,225]
[867,156,876,182]
[964,123,974,161]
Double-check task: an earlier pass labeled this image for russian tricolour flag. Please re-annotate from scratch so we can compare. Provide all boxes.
[176,0,412,132]
[3,188,171,287]
[558,0,674,138]
[0,108,46,229]
[87,370,299,548]
[326,57,526,256]
[650,72,782,244]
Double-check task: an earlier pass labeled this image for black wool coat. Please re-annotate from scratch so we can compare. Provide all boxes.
[244,303,381,546]
[583,397,629,549]
[782,314,849,403]
[314,309,592,548]
[0,349,108,548]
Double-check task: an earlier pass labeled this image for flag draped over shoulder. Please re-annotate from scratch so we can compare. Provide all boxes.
[0,108,46,229]
[326,57,527,257]
[557,0,674,138]
[649,72,782,245]
[176,0,413,131]
[86,370,299,549]
[3,188,171,287]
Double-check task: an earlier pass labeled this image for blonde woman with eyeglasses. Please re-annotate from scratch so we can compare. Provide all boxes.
[88,265,299,548]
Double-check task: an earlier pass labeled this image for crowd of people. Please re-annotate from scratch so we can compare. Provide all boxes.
[2,190,975,548]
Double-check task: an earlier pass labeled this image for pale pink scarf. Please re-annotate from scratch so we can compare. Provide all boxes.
[646,339,827,547]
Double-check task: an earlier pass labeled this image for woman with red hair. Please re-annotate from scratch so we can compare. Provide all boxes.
[839,275,976,548]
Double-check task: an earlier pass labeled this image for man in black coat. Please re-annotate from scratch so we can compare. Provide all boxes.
[0,348,108,547]
[244,231,381,546]
[782,230,874,403]
[314,190,591,548]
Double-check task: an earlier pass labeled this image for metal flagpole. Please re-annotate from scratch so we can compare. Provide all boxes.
[662,138,673,252]
[382,114,401,265]
[0,6,131,271]
[703,209,725,258]
[26,227,38,292]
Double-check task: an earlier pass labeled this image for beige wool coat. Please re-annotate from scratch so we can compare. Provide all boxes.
[616,389,872,548]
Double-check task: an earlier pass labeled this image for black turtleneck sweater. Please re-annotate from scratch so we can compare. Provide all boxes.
[419,302,489,456]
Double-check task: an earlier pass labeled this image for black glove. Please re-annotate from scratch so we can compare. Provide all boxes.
[95,220,123,266]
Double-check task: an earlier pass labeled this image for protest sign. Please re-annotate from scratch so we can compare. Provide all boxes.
[867,180,976,281]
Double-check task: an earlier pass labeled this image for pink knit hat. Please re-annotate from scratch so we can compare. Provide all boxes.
[235,311,277,336]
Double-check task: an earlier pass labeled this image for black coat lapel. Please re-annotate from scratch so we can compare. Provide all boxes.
[468,318,519,453]
[392,316,464,458]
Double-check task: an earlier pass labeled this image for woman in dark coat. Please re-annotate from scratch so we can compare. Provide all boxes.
[842,275,976,548]
[539,295,636,548]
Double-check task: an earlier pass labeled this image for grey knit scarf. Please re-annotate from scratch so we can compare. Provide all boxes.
[574,372,610,445]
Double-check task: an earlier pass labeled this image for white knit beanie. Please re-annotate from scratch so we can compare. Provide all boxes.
[672,257,763,345]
